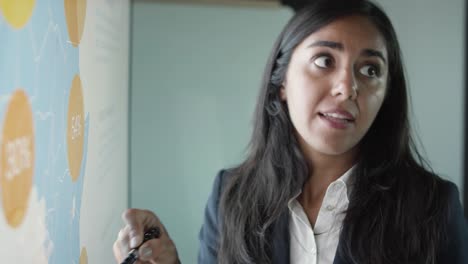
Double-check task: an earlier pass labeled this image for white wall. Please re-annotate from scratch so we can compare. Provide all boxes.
[375,0,465,189]
[131,2,291,262]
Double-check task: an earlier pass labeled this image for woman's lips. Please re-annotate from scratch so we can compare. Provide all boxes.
[318,111,355,129]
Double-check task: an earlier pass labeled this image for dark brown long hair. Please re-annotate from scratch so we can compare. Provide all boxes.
[219,0,449,263]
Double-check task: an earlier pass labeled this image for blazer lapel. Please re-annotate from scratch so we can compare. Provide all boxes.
[333,247,346,264]
[332,234,350,264]
[271,210,290,264]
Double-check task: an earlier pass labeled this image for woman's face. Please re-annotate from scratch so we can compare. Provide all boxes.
[281,15,388,161]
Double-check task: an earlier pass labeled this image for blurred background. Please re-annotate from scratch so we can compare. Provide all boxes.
[0,0,465,263]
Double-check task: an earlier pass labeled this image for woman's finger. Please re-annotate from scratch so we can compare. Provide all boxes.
[122,209,162,248]
[138,238,163,262]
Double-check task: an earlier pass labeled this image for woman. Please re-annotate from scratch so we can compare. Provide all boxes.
[113,0,468,263]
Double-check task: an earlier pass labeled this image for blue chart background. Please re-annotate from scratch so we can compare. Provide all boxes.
[0,1,89,263]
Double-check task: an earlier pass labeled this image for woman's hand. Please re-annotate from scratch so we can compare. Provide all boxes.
[113,209,180,264]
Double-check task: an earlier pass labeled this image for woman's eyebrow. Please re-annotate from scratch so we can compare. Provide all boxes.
[362,49,387,64]
[307,40,344,50]
[308,40,387,64]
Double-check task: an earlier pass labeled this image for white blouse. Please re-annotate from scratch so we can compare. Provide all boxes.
[288,167,354,264]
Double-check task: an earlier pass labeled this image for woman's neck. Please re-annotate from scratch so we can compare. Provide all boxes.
[300,148,356,205]
[298,150,356,227]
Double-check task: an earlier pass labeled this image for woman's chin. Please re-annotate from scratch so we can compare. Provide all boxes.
[304,140,358,159]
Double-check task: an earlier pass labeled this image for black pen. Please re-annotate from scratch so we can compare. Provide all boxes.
[120,227,161,264]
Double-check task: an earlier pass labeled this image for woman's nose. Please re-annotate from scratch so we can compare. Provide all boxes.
[331,69,358,100]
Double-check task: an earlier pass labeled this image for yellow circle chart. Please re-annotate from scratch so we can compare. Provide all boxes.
[64,0,87,47]
[80,247,88,264]
[67,75,85,182]
[0,89,35,228]
[0,0,35,29]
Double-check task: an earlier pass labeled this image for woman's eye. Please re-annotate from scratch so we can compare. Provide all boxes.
[313,56,333,68]
[359,65,380,78]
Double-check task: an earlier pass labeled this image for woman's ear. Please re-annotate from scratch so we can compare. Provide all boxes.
[280,84,287,101]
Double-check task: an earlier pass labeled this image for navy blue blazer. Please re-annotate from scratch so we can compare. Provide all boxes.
[198,170,468,263]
